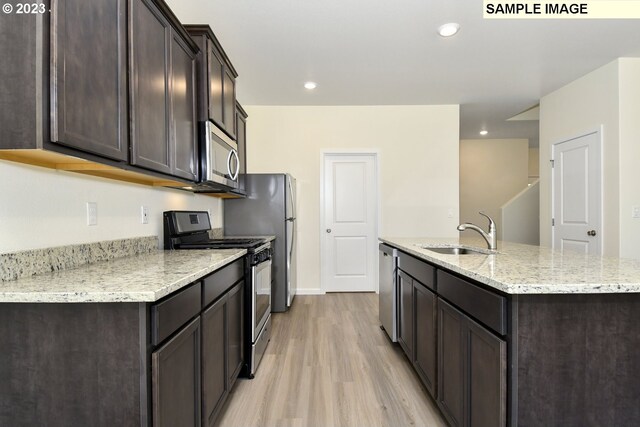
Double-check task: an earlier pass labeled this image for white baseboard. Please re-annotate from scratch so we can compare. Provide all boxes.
[295,288,325,295]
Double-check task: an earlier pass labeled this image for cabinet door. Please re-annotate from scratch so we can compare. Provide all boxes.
[397,270,413,359]
[130,0,172,174]
[222,69,236,138]
[235,109,247,194]
[438,298,465,427]
[414,281,437,398]
[227,281,244,387]
[202,296,227,427]
[468,319,506,427]
[170,30,198,181]
[207,45,224,127]
[152,317,201,427]
[51,0,128,161]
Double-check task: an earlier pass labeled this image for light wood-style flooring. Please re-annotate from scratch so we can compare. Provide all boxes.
[217,293,447,427]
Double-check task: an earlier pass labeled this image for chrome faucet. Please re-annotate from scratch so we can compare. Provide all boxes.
[457,211,497,250]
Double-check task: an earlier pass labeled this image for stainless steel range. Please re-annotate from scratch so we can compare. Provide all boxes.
[163,210,271,378]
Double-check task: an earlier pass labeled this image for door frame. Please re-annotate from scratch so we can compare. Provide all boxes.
[550,126,604,254]
[319,150,381,294]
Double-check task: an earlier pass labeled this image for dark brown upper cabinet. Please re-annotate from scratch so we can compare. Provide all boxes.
[185,25,239,140]
[0,0,200,187]
[130,0,198,180]
[50,0,128,161]
[235,102,248,195]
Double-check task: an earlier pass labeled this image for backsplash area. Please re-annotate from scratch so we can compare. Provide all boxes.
[0,236,158,282]
[0,160,222,254]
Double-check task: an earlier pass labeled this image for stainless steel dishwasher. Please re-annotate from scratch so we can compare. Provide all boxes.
[379,243,398,342]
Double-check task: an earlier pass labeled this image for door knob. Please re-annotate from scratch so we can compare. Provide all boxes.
[587,230,597,236]
[326,229,332,233]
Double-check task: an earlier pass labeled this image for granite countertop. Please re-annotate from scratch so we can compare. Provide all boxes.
[380,237,640,295]
[0,249,246,303]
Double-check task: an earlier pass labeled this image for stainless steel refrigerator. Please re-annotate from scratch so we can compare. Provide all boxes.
[224,173,297,312]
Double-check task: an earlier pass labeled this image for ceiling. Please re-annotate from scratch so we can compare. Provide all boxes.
[168,0,640,145]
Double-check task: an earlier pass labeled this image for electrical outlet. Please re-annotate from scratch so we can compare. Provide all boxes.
[86,202,97,226]
[141,206,149,224]
[633,206,640,219]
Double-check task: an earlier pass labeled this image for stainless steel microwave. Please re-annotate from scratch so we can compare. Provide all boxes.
[201,121,239,190]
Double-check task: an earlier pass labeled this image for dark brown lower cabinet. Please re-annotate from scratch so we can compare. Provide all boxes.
[202,296,227,426]
[152,317,201,427]
[414,281,437,398]
[398,269,414,358]
[227,282,244,386]
[201,280,244,427]
[0,264,244,427]
[438,298,465,426]
[437,298,506,427]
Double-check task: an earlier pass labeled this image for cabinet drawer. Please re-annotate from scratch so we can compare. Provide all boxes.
[398,251,435,290]
[203,258,244,307]
[152,282,202,346]
[437,270,506,335]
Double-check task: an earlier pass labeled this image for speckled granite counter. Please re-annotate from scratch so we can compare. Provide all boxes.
[0,249,246,303]
[380,237,640,294]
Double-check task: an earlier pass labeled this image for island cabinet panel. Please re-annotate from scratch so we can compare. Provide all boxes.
[468,318,506,427]
[437,270,507,335]
[414,280,437,398]
[50,0,128,161]
[397,251,437,399]
[397,269,414,358]
[514,294,640,427]
[437,299,466,427]
[438,298,506,427]
[152,317,201,427]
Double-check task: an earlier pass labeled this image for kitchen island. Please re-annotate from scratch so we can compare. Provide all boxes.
[381,237,640,427]
[0,247,247,427]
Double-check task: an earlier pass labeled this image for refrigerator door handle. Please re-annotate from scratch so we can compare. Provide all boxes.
[287,175,296,260]
[288,175,296,221]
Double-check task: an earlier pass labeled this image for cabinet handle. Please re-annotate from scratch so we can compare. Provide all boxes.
[587,230,597,237]
[326,229,332,233]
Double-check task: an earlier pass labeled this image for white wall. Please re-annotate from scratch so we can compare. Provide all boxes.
[528,147,539,180]
[539,60,620,256]
[501,180,540,245]
[459,139,529,241]
[618,58,640,259]
[0,160,223,253]
[244,105,460,292]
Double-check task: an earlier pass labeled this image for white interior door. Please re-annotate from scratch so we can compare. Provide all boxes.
[552,131,602,255]
[322,153,377,292]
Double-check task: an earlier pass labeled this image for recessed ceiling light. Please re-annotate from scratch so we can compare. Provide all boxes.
[304,81,317,90]
[479,130,488,136]
[438,23,460,37]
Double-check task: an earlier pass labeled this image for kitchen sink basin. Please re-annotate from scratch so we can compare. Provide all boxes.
[418,245,497,255]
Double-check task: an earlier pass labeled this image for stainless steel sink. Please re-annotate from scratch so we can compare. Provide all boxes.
[418,245,497,255]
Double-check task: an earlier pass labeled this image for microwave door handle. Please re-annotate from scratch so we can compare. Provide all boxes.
[226,149,233,179]
[230,149,240,181]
